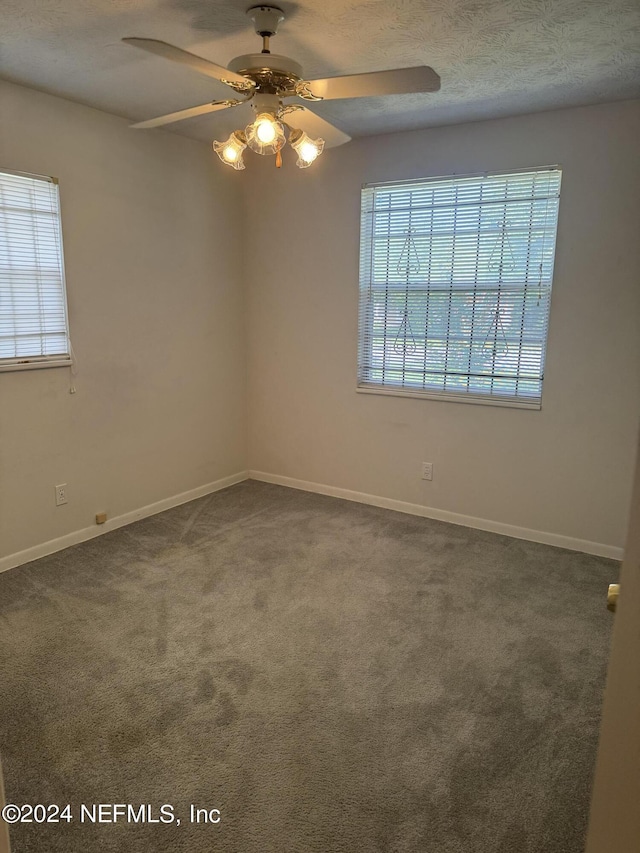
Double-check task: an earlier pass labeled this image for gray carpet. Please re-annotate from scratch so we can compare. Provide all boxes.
[0,481,616,853]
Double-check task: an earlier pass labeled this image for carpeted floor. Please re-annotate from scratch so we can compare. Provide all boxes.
[0,481,616,853]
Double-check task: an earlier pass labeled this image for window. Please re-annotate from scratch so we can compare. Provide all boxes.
[357,167,562,408]
[0,169,71,372]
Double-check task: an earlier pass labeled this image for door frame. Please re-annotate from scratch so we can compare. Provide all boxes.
[586,434,640,851]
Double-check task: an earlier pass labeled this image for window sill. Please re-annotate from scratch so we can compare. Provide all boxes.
[0,357,72,374]
[356,384,541,410]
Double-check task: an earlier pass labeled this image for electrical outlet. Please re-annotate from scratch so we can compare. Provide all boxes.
[421,462,433,481]
[55,483,68,506]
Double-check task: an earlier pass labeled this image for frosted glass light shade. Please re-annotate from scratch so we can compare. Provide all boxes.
[289,129,325,168]
[213,131,247,169]
[245,113,286,155]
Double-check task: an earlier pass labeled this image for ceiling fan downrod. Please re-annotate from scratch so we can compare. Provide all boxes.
[247,5,285,53]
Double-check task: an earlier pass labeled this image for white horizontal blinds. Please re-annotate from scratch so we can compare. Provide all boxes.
[358,168,561,403]
[0,170,70,366]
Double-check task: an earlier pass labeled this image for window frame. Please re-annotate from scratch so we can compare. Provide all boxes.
[0,168,72,373]
[356,166,562,410]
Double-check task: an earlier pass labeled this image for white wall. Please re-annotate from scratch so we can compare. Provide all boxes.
[245,100,640,552]
[0,80,246,561]
[1,88,638,564]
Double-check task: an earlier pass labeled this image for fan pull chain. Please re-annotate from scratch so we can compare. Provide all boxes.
[275,149,282,168]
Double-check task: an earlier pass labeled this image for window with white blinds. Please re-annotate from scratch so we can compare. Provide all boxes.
[0,169,71,371]
[358,167,562,407]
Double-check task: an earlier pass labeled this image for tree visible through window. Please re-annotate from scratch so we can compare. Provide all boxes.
[0,169,71,371]
[357,168,562,407]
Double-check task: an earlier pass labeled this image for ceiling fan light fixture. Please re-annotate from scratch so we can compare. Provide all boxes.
[289,128,325,168]
[245,113,285,155]
[213,130,247,169]
[125,6,438,168]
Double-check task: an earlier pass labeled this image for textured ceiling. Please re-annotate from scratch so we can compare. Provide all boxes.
[1,0,639,142]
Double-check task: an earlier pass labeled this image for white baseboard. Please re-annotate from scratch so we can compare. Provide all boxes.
[0,471,249,574]
[1,468,622,573]
[248,470,624,561]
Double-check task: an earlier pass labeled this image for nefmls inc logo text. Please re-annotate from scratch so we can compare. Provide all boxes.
[78,803,221,824]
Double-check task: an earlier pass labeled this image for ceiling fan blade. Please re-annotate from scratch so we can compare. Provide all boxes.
[130,99,246,129]
[299,66,440,101]
[122,38,253,90]
[283,107,351,149]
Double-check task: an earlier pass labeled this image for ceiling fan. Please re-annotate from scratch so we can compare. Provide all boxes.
[124,5,440,170]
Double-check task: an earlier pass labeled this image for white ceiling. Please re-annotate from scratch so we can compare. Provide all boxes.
[1,0,639,143]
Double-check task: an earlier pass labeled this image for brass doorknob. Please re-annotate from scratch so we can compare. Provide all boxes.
[607,583,620,612]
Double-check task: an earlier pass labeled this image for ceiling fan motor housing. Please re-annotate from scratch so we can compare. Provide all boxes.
[227,53,303,97]
[227,53,302,80]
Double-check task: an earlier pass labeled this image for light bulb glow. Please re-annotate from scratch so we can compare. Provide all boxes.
[256,118,277,144]
[222,145,239,162]
[245,113,285,155]
[299,141,320,163]
[290,129,325,169]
